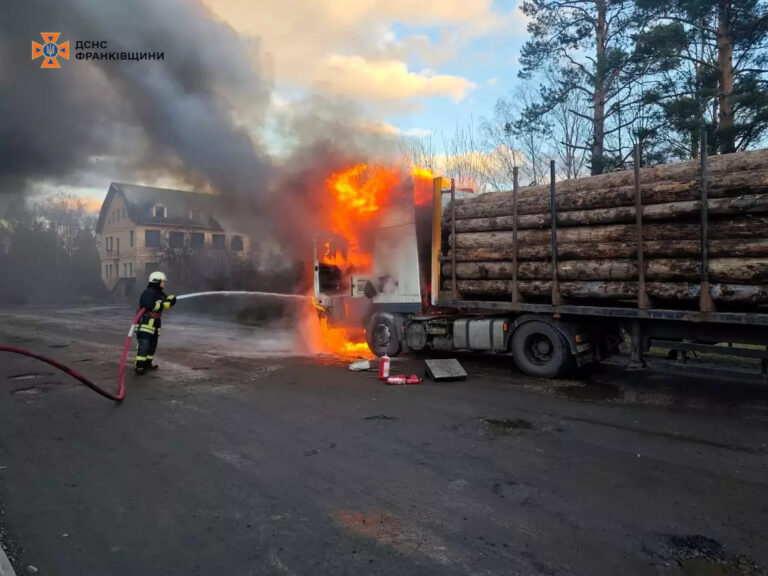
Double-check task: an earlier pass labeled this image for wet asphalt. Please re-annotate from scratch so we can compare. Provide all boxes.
[0,305,767,575]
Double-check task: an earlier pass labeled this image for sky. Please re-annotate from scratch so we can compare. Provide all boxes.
[224,0,530,148]
[6,0,531,211]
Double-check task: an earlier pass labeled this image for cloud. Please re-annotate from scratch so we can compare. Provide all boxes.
[202,0,513,103]
[317,56,474,101]
[362,121,432,137]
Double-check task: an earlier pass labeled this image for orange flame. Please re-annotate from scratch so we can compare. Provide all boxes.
[301,298,372,357]
[310,163,434,356]
[411,166,434,206]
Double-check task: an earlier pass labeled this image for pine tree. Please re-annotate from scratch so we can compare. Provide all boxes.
[520,0,642,174]
[635,0,768,154]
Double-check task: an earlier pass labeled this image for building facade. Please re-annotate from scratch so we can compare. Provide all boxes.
[96,183,251,294]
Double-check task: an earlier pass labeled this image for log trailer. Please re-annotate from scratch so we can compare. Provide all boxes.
[314,139,768,378]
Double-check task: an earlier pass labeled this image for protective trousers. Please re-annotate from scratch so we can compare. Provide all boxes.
[135,332,159,369]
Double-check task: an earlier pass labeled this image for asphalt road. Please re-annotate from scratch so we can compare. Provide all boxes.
[0,304,767,575]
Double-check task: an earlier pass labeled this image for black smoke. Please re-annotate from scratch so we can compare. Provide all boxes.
[0,0,273,205]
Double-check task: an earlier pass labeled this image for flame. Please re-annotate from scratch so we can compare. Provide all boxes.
[309,163,434,356]
[301,298,372,357]
[411,166,434,206]
[318,317,371,357]
[321,164,434,269]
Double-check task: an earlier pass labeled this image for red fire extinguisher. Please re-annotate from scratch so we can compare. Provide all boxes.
[378,355,391,380]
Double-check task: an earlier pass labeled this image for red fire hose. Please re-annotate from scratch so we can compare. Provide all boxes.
[0,308,146,403]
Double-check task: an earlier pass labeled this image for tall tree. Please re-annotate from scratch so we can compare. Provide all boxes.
[635,0,768,154]
[520,0,641,174]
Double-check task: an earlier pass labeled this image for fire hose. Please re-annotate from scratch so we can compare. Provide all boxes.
[0,291,307,404]
[0,307,146,403]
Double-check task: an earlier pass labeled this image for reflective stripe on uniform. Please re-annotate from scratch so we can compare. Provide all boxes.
[152,300,163,312]
[134,342,145,366]
[139,326,156,334]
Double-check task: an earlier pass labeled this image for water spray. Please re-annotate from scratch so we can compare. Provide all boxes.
[0,290,308,404]
[176,291,308,301]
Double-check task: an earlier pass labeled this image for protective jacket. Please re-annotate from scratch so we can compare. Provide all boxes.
[137,284,175,336]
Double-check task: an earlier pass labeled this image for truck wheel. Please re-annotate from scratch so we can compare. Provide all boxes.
[366,313,402,357]
[511,321,573,378]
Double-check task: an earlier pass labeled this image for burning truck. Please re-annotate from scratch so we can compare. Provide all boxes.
[314,146,768,379]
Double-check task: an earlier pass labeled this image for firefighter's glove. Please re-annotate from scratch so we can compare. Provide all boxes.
[166,295,177,307]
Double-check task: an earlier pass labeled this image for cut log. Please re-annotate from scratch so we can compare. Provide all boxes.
[446,239,768,262]
[451,149,768,210]
[451,194,768,232]
[443,260,636,281]
[442,258,768,284]
[442,280,768,304]
[449,169,768,220]
[450,217,768,248]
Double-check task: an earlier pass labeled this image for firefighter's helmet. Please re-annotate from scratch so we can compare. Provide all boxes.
[148,271,167,284]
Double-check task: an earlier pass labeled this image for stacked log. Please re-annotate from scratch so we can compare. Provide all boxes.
[441,148,768,305]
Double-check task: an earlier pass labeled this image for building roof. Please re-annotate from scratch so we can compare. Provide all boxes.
[96,182,225,233]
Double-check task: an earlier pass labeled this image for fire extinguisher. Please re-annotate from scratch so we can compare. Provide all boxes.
[378,354,391,380]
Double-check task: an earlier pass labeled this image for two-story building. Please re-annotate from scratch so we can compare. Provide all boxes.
[95,182,251,294]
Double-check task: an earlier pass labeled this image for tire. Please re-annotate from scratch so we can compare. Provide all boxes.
[366,313,402,357]
[511,321,574,378]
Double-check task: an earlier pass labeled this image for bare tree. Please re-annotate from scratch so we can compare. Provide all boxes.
[398,132,438,172]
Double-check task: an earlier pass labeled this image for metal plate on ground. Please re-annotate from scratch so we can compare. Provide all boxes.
[425,359,467,381]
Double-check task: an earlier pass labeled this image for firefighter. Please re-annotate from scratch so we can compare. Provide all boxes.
[134,271,177,375]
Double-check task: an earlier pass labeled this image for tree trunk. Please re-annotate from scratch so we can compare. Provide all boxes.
[592,0,608,175]
[446,238,768,262]
[442,280,768,304]
[717,0,736,154]
[450,217,768,248]
[451,194,768,232]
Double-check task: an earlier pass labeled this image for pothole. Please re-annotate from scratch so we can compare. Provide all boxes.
[645,534,764,575]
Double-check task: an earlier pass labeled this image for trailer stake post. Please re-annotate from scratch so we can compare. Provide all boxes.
[549,161,562,306]
[699,129,715,313]
[633,143,650,309]
[512,166,522,303]
[450,178,457,301]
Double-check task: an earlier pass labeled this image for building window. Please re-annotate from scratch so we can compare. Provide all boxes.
[169,231,184,249]
[231,235,243,251]
[145,229,161,247]
[106,236,112,251]
[154,205,166,218]
[123,263,127,277]
[116,237,120,254]
[190,209,201,222]
[105,264,109,278]
[122,207,126,219]
[130,230,134,247]
[190,232,204,250]
[212,234,225,250]
[129,263,133,277]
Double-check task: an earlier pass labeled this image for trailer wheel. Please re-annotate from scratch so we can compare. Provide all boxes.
[366,313,402,357]
[511,321,573,378]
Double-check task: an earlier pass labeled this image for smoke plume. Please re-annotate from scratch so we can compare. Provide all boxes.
[0,0,273,204]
